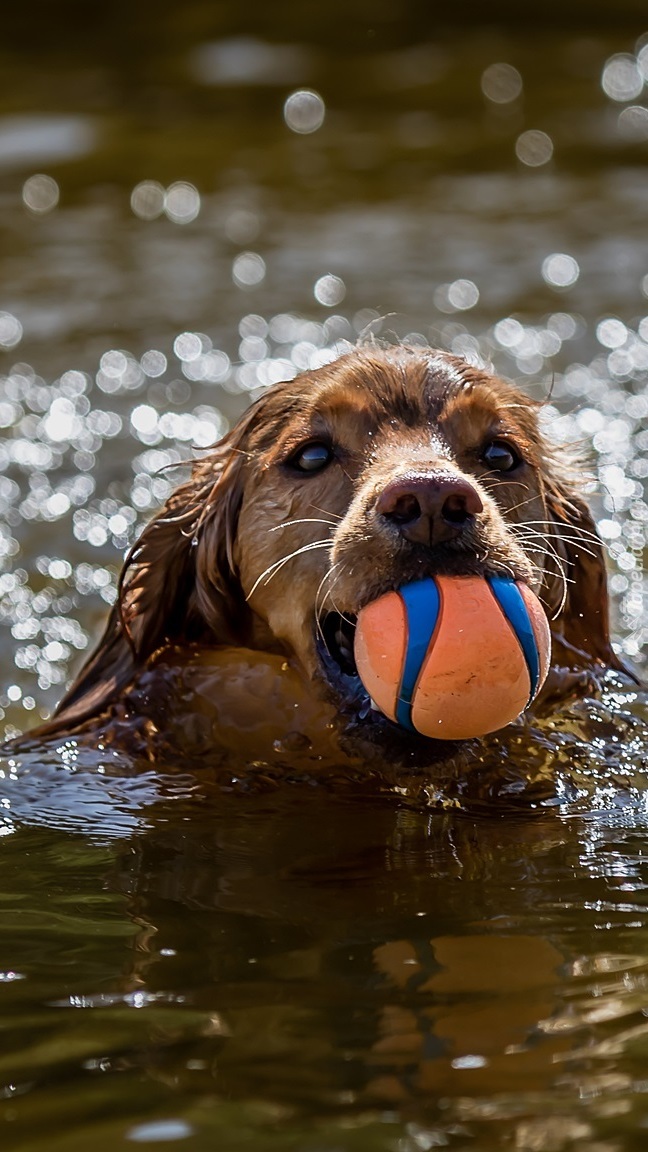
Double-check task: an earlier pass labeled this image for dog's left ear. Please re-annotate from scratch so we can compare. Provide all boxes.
[33,418,256,737]
[544,481,627,673]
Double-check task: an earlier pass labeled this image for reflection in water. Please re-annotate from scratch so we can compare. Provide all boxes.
[3,792,648,1147]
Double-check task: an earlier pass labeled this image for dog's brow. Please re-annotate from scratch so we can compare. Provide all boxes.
[311,393,382,438]
[441,388,509,431]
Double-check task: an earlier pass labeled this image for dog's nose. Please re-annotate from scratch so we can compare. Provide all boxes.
[376,472,483,546]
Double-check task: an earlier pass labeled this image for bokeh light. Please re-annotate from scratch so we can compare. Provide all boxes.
[22,174,59,214]
[130,181,165,220]
[601,53,644,102]
[314,274,346,306]
[481,63,523,104]
[232,252,266,288]
[283,90,325,134]
[0,313,23,349]
[173,332,206,362]
[515,130,553,166]
[164,182,201,224]
[140,350,167,378]
[541,253,580,289]
[596,317,628,349]
[434,279,480,313]
[618,105,648,140]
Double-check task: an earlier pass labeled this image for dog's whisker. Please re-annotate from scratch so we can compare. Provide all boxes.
[510,523,574,610]
[269,518,338,533]
[550,573,570,619]
[493,561,517,581]
[517,532,597,559]
[314,562,340,618]
[314,560,341,611]
[511,525,575,548]
[534,539,572,618]
[246,540,332,600]
[480,473,531,489]
[499,495,542,516]
[322,580,356,631]
[317,574,354,628]
[519,519,604,544]
[552,540,598,557]
[514,517,602,548]
[314,564,359,671]
[309,503,344,521]
[314,563,346,649]
[518,544,573,570]
[513,525,598,560]
[525,551,577,593]
[315,558,356,627]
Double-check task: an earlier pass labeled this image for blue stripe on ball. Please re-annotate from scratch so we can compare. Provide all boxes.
[396,578,441,731]
[486,575,539,701]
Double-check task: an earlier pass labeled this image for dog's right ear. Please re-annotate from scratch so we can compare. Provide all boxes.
[542,471,638,679]
[34,418,256,737]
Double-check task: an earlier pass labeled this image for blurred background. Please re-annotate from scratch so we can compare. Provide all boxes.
[1,0,647,737]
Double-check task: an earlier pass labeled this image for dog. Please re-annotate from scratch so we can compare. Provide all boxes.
[19,345,627,784]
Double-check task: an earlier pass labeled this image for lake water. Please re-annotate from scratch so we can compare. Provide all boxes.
[1,4,648,1148]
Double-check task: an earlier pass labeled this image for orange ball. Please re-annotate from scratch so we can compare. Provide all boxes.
[354,575,551,740]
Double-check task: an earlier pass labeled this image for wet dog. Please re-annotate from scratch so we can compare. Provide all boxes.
[23,346,625,779]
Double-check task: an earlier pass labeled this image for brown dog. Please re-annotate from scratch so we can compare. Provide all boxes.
[25,346,623,776]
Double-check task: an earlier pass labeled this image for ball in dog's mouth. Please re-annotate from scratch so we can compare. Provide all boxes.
[353,575,551,741]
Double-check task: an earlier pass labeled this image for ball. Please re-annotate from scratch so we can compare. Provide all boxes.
[354,575,551,740]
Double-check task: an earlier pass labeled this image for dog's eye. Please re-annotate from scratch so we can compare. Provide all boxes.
[482,440,521,472]
[289,442,334,473]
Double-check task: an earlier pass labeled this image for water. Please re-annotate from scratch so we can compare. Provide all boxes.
[4,786,648,1150]
[1,4,648,1148]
